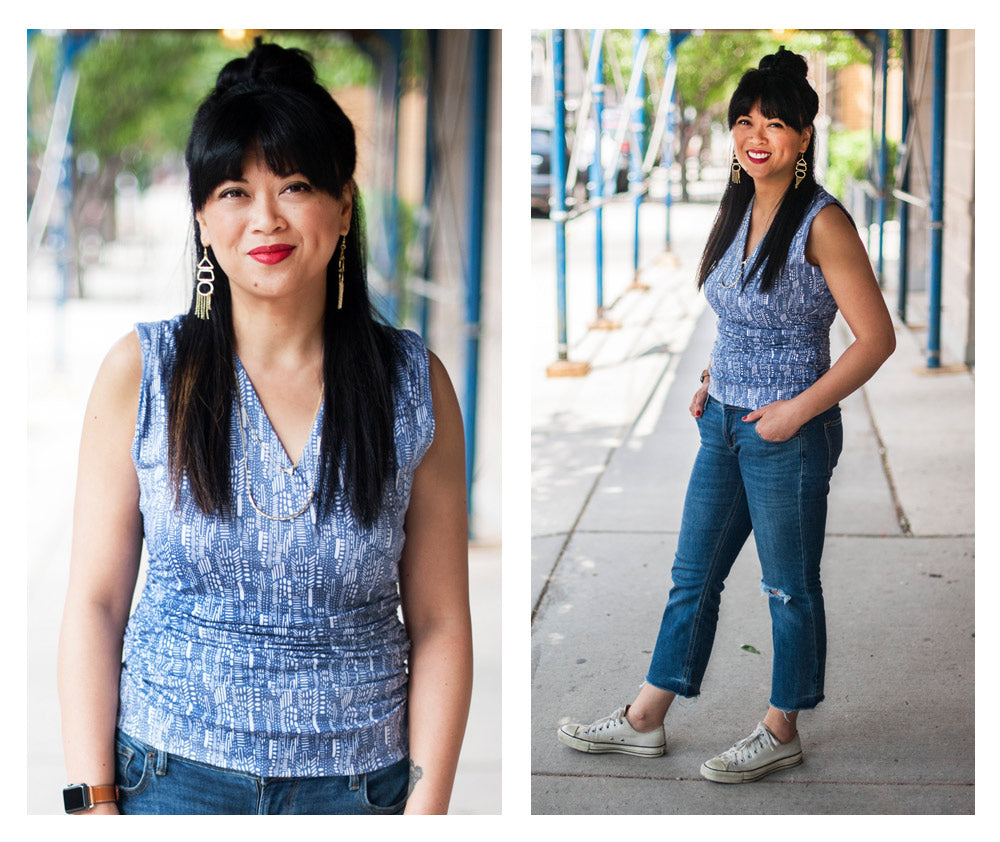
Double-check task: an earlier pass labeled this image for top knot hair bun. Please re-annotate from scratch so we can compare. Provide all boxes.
[213,36,319,95]
[185,37,358,215]
[726,45,818,135]
[758,46,809,81]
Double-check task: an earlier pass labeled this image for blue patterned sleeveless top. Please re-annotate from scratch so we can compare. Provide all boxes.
[704,187,843,410]
[117,316,435,777]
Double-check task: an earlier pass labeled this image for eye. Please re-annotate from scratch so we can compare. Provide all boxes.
[217,186,247,199]
[283,180,313,194]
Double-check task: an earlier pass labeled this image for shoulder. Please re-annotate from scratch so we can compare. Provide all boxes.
[804,192,859,265]
[100,330,143,392]
[85,330,143,432]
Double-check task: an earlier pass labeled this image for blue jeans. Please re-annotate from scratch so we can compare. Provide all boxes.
[114,730,410,814]
[646,396,843,711]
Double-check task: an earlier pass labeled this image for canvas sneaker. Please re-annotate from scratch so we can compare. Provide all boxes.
[700,721,802,783]
[557,705,665,757]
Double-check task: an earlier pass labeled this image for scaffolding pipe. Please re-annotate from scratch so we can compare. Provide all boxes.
[897,29,912,322]
[590,30,606,317]
[630,29,648,277]
[418,31,438,339]
[387,32,404,323]
[927,29,947,369]
[552,30,570,360]
[462,30,489,516]
[663,35,676,251]
[877,30,889,282]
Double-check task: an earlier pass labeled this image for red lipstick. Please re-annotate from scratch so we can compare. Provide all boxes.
[248,244,295,265]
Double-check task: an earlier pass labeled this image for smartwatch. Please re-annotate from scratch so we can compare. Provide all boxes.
[63,783,119,814]
[700,369,710,383]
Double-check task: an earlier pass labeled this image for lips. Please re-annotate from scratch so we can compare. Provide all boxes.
[248,244,295,265]
[746,150,771,163]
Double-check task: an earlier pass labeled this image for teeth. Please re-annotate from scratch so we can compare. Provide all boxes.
[747,151,770,161]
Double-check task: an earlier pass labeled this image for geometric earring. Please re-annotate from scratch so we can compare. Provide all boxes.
[195,253,215,320]
[730,152,742,185]
[794,154,808,189]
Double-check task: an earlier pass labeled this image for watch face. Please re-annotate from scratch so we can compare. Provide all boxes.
[63,785,89,813]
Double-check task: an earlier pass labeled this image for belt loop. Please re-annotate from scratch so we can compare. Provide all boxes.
[155,747,168,775]
[348,774,360,792]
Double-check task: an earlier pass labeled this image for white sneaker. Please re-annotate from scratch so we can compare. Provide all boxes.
[700,722,802,783]
[557,706,665,757]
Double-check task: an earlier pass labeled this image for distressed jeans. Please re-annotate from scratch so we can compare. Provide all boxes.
[645,395,843,711]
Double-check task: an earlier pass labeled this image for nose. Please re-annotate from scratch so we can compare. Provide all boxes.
[250,194,286,233]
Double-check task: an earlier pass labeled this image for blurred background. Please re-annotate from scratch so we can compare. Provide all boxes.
[26,28,500,814]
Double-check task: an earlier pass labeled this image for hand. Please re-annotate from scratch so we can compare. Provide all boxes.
[741,399,806,442]
[690,382,710,418]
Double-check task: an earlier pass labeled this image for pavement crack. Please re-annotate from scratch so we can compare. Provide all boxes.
[531,348,678,627]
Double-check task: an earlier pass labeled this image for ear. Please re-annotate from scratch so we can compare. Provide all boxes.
[195,214,210,247]
[800,126,813,154]
[338,184,354,237]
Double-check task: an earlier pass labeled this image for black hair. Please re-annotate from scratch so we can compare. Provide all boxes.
[696,46,821,293]
[168,38,401,527]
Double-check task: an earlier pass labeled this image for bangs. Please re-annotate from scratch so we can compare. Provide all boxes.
[727,71,809,131]
[187,89,353,210]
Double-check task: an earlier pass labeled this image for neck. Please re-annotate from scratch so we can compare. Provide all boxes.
[230,287,326,371]
[751,179,790,221]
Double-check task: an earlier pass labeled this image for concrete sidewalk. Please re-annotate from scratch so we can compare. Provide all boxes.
[530,198,974,814]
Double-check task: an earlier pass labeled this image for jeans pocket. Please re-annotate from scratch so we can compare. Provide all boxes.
[357,757,410,815]
[115,731,156,797]
[823,416,844,475]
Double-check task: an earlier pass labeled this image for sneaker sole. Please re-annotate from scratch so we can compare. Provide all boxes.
[557,727,665,757]
[699,751,802,783]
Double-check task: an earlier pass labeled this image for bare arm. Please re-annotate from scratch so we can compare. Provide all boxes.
[745,204,896,441]
[57,332,144,814]
[398,351,473,815]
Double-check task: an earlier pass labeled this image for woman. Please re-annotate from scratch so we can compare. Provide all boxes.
[57,40,472,814]
[557,47,894,783]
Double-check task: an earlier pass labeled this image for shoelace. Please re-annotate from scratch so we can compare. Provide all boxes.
[583,708,627,735]
[719,725,773,764]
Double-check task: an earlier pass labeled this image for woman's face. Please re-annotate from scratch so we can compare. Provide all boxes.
[732,103,811,188]
[195,148,351,307]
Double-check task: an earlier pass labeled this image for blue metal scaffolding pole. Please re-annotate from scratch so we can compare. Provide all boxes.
[551,30,570,361]
[926,29,947,369]
[418,31,438,339]
[630,29,648,277]
[877,30,889,282]
[590,30,606,317]
[897,29,912,322]
[463,30,489,517]
[663,35,676,251]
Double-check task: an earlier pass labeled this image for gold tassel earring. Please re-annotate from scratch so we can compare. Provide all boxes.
[195,252,215,320]
[731,153,742,185]
[337,236,346,310]
[794,154,808,189]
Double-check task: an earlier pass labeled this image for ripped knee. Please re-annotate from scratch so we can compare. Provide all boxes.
[759,581,791,604]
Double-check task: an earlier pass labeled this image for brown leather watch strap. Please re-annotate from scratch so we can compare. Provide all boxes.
[89,784,119,805]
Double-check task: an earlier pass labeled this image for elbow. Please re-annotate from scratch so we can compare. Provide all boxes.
[882,326,897,363]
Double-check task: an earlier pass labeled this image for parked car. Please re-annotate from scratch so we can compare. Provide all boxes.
[531,127,555,217]
[531,121,630,218]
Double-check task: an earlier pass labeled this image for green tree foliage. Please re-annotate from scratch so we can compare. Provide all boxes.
[28,29,375,189]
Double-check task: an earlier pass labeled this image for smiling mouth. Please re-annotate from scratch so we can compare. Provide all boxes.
[248,244,295,265]
[746,150,771,163]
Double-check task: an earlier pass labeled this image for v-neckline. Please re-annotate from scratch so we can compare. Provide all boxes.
[234,355,324,472]
[740,198,763,266]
